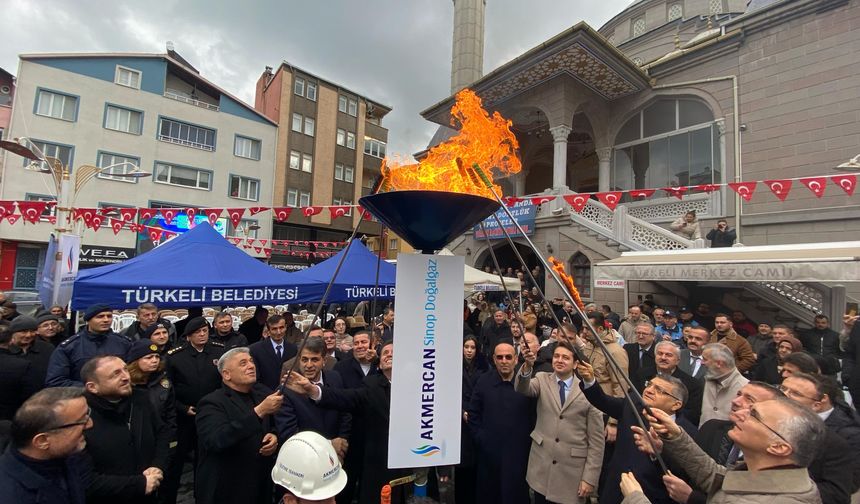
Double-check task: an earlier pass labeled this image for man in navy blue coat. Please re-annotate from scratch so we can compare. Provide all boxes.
[468,341,536,504]
[578,361,696,504]
[248,315,297,390]
[274,337,350,457]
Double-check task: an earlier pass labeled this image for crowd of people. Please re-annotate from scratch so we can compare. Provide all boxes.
[1,288,860,504]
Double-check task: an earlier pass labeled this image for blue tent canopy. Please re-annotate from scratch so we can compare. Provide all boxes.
[71,222,303,310]
[288,240,396,303]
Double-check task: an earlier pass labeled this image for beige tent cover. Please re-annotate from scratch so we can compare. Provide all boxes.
[438,248,522,292]
[594,242,860,283]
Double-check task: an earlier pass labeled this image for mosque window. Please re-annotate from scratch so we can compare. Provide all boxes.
[611,98,720,192]
[570,253,591,298]
[668,3,683,21]
[632,17,647,38]
[709,0,724,14]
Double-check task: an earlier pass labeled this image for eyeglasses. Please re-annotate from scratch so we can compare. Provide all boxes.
[778,385,821,403]
[47,407,91,432]
[644,380,682,402]
[494,354,515,361]
[748,407,790,445]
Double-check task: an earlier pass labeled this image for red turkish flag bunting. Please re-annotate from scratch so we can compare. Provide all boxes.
[139,208,157,221]
[832,175,857,196]
[596,191,623,211]
[503,196,524,207]
[253,246,263,254]
[329,206,350,219]
[99,206,116,215]
[0,201,15,218]
[17,201,48,224]
[160,208,179,226]
[119,208,137,222]
[258,239,268,247]
[695,184,721,193]
[5,214,20,225]
[728,182,757,202]
[185,208,197,221]
[764,179,793,201]
[226,208,245,227]
[228,237,241,245]
[90,215,106,232]
[562,194,591,213]
[662,187,688,200]
[629,189,655,199]
[264,248,272,258]
[272,207,293,222]
[74,208,97,225]
[800,177,827,198]
[162,231,176,240]
[248,206,268,215]
[111,219,124,235]
[147,227,162,243]
[529,196,555,205]
[362,210,375,221]
[302,206,323,217]
[202,208,222,225]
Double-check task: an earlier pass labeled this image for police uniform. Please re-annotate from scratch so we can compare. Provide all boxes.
[44,329,131,387]
[161,341,225,504]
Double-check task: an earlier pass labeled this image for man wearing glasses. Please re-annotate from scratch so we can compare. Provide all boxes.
[0,387,91,504]
[624,395,825,504]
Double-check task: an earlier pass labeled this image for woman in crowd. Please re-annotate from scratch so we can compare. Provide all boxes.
[754,335,803,384]
[457,335,488,504]
[126,339,177,442]
[670,210,702,240]
[332,317,350,347]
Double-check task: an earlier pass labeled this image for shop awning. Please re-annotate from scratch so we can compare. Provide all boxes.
[593,242,860,283]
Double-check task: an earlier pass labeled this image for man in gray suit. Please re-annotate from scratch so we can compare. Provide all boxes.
[679,327,708,380]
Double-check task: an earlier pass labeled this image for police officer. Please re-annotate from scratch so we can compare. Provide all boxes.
[161,316,225,504]
[45,304,131,387]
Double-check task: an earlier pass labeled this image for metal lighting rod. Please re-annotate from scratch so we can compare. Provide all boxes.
[369,225,386,332]
[472,165,668,473]
[477,221,527,337]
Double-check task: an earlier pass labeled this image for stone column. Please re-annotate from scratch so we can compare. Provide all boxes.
[550,125,572,190]
[596,147,612,192]
[514,170,527,195]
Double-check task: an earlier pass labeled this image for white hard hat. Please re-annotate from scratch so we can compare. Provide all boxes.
[271,431,347,500]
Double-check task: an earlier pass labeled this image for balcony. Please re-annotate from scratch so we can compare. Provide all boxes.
[157,134,215,152]
[164,90,220,112]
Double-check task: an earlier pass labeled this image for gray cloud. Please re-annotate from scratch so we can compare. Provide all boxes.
[0,0,629,159]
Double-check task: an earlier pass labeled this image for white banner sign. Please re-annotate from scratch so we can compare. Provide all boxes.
[388,253,463,468]
[595,279,625,289]
[55,233,81,308]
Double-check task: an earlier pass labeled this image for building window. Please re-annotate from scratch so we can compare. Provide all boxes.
[292,113,303,132]
[632,17,646,37]
[299,191,311,207]
[338,95,348,113]
[344,165,354,183]
[229,175,260,201]
[35,89,77,121]
[114,65,141,89]
[389,238,398,250]
[13,245,45,291]
[364,137,387,158]
[154,162,211,190]
[306,82,317,101]
[290,151,301,170]
[612,98,719,191]
[294,77,305,96]
[26,140,73,171]
[709,0,724,14]
[304,117,315,137]
[301,153,313,173]
[668,3,683,21]
[229,219,259,238]
[24,194,57,221]
[97,152,140,183]
[336,128,346,146]
[158,118,216,151]
[570,253,591,298]
[348,99,358,117]
[234,135,261,160]
[334,163,344,181]
[104,104,142,134]
[287,188,298,207]
[346,132,356,150]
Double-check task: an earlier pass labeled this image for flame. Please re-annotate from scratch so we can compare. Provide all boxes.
[381,89,521,198]
[548,256,585,310]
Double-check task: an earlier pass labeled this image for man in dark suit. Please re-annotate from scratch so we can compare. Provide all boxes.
[195,347,283,504]
[638,340,703,425]
[624,322,656,392]
[322,328,349,367]
[248,315,298,390]
[579,361,696,504]
[274,337,350,458]
[678,327,708,380]
[0,325,39,420]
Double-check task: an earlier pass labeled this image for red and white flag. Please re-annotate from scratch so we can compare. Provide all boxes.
[629,189,655,199]
[562,194,591,213]
[226,208,246,227]
[329,206,350,219]
[596,191,623,210]
[662,187,688,200]
[203,208,223,225]
[800,177,827,198]
[831,174,857,196]
[728,181,757,202]
[764,179,792,201]
[302,206,323,217]
[17,201,48,224]
[272,207,293,222]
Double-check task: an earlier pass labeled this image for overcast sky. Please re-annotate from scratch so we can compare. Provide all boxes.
[1,0,630,159]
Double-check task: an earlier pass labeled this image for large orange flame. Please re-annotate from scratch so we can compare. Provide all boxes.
[548,256,585,310]
[381,89,521,198]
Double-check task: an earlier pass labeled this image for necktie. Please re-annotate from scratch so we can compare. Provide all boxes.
[691,355,701,375]
[558,381,566,406]
[276,344,282,359]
